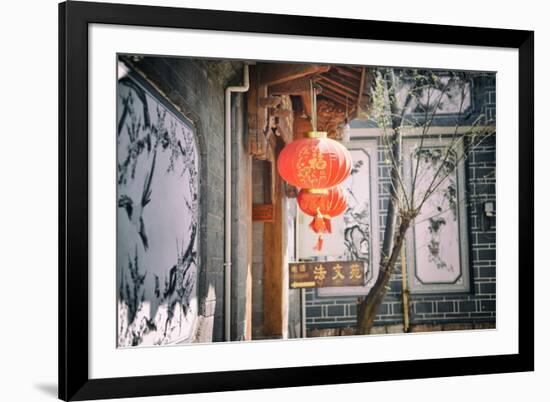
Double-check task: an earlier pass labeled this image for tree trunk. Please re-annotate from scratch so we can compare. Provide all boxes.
[357,218,410,334]
[357,68,408,334]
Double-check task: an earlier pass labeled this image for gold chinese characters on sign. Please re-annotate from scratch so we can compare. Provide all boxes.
[288,261,365,288]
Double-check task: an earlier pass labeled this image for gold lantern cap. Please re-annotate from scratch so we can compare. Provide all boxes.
[305,131,327,139]
[303,188,329,195]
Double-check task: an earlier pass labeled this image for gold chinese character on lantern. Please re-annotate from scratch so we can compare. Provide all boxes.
[349,263,362,280]
[332,264,345,281]
[308,148,327,171]
[313,264,327,284]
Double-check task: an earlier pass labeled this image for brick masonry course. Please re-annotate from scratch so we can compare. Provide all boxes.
[306,75,496,332]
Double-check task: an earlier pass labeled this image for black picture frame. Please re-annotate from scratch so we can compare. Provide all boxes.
[59,1,534,400]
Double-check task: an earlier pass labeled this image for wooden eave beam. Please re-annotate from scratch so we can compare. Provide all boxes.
[333,66,361,80]
[317,76,358,99]
[258,63,330,87]
[268,77,311,95]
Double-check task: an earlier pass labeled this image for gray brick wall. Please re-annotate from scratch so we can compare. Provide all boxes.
[126,56,243,342]
[307,74,496,332]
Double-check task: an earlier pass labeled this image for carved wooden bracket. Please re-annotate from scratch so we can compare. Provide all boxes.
[248,63,374,157]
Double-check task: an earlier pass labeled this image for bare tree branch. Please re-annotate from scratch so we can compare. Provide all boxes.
[414,84,471,208]
[418,129,494,209]
[357,68,495,335]
[411,76,454,207]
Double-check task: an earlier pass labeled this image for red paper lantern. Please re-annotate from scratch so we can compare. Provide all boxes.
[277,132,352,189]
[297,186,348,250]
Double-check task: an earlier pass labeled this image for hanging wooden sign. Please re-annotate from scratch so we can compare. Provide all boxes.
[288,260,365,288]
[252,203,275,222]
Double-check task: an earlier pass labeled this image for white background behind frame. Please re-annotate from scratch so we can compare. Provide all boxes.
[89,23,518,379]
[2,1,547,402]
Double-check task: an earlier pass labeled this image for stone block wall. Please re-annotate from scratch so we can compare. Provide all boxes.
[125,56,248,342]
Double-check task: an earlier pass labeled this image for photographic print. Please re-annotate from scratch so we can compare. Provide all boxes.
[116,55,496,347]
[59,2,533,399]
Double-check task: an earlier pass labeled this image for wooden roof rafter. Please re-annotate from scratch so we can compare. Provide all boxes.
[316,66,367,122]
[318,87,349,108]
[323,71,361,91]
[257,63,330,87]
[316,76,357,101]
[332,66,362,80]
[249,62,372,142]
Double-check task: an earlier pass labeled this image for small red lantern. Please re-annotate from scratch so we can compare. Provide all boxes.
[297,185,348,250]
[277,132,352,189]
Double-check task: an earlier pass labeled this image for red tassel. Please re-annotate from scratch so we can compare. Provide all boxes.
[324,217,332,233]
[309,208,328,233]
[310,216,327,233]
[313,235,324,251]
